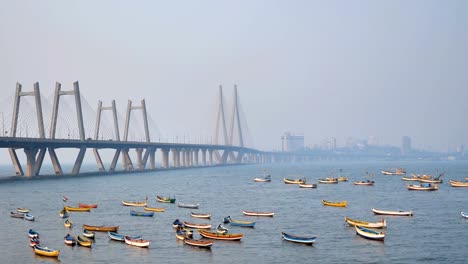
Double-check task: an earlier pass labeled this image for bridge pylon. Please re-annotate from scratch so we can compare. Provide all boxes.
[93,100,121,172]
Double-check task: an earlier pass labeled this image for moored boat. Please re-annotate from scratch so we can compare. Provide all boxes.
[183,221,212,229]
[144,206,165,212]
[253,175,271,182]
[17,208,29,213]
[281,232,316,245]
[172,219,184,228]
[78,203,98,208]
[461,212,468,219]
[64,234,76,246]
[402,176,420,181]
[76,235,92,247]
[337,176,349,182]
[64,206,91,212]
[344,217,387,228]
[191,212,211,219]
[372,208,413,216]
[381,168,406,175]
[28,229,39,238]
[24,213,35,221]
[29,237,40,247]
[82,224,119,232]
[242,210,275,217]
[177,202,200,209]
[216,224,229,234]
[64,218,73,228]
[355,225,385,241]
[10,212,24,218]
[283,178,305,184]
[33,245,60,257]
[130,210,154,217]
[156,195,176,203]
[83,229,95,238]
[121,200,147,207]
[450,180,468,187]
[354,180,375,186]
[124,236,150,248]
[406,183,438,191]
[184,238,213,248]
[108,231,142,242]
[419,178,443,183]
[223,216,255,227]
[318,178,338,184]
[299,183,317,188]
[198,229,243,241]
[322,200,347,207]
[175,229,193,240]
[59,208,69,218]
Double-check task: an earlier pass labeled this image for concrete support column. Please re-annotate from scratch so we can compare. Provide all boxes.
[149,149,156,170]
[136,148,144,170]
[193,149,199,167]
[184,150,190,167]
[161,148,169,169]
[189,150,194,167]
[24,148,38,177]
[201,149,206,166]
[208,149,214,166]
[72,148,86,175]
[171,149,177,167]
[49,148,63,175]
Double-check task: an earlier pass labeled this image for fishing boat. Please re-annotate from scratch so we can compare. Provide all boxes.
[64,234,76,246]
[121,200,147,207]
[64,218,73,228]
[33,245,60,257]
[381,168,406,175]
[283,178,305,184]
[10,212,24,218]
[461,212,468,219]
[82,224,119,232]
[184,238,213,248]
[24,213,35,221]
[108,231,142,242]
[355,225,385,241]
[322,200,347,207]
[64,206,91,212]
[78,203,98,208]
[402,176,420,181]
[191,212,211,219]
[372,208,413,216]
[175,229,193,240]
[17,208,29,213]
[124,236,150,248]
[59,208,69,218]
[223,216,256,227]
[156,195,176,203]
[172,219,184,228]
[198,229,243,241]
[28,229,39,238]
[144,206,165,212]
[242,210,275,217]
[216,224,229,234]
[419,178,443,184]
[130,210,154,217]
[299,183,317,188]
[183,221,212,229]
[177,202,200,209]
[450,180,468,187]
[406,183,438,191]
[83,229,95,238]
[344,217,387,228]
[318,178,338,184]
[76,235,92,247]
[281,232,316,245]
[337,176,349,182]
[354,180,375,186]
[29,237,40,247]
[254,171,271,182]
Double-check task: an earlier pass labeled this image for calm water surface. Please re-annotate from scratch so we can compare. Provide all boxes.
[1,160,467,263]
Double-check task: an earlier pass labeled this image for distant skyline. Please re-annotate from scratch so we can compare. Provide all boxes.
[1,0,467,152]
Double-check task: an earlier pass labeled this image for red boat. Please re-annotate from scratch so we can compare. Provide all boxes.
[78,203,98,208]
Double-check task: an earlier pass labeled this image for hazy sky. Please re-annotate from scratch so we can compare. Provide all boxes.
[1,0,467,152]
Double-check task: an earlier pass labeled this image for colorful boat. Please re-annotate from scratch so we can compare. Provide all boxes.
[184,238,213,248]
[216,224,229,234]
[130,210,154,217]
[354,180,375,186]
[177,202,200,209]
[198,229,243,241]
[24,213,35,221]
[242,210,275,217]
[64,218,73,228]
[121,200,147,207]
[318,178,338,184]
[64,234,76,246]
[33,245,60,257]
[419,178,443,184]
[183,221,212,229]
[124,236,150,248]
[156,195,176,203]
[64,206,91,212]
[82,224,119,232]
[59,208,69,218]
[191,212,211,219]
[381,168,406,175]
[283,178,305,184]
[372,208,413,216]
[406,183,438,191]
[281,232,316,245]
[83,229,95,238]
[28,229,39,238]
[344,217,387,228]
[144,206,165,212]
[175,229,193,240]
[10,212,24,218]
[322,200,347,207]
[17,208,29,213]
[77,235,92,247]
[108,231,142,242]
[402,176,420,181]
[355,225,385,241]
[299,183,317,188]
[78,203,98,208]
[29,237,40,247]
[450,180,468,187]
[337,176,349,182]
[223,216,255,227]
[172,219,184,228]
[461,212,468,219]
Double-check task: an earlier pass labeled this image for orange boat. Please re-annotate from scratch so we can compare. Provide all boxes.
[78,203,98,208]
[198,229,243,241]
[82,224,119,232]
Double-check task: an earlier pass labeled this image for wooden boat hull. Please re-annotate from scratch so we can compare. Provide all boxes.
[224,217,256,227]
[344,217,386,228]
[318,179,338,184]
[177,202,200,209]
[183,221,212,229]
[17,208,29,213]
[77,236,92,247]
[253,178,271,182]
[281,232,316,245]
[124,236,150,247]
[33,245,60,257]
[108,232,141,241]
[283,178,304,184]
[83,224,119,232]
[10,212,24,218]
[176,229,193,240]
[144,207,165,212]
[372,208,413,216]
[156,195,175,203]
[406,184,438,191]
[184,238,213,248]
[322,200,347,207]
[78,203,98,208]
[354,181,374,186]
[83,230,95,238]
[121,200,147,207]
[242,210,275,217]
[199,229,243,241]
[450,180,468,187]
[28,229,39,238]
[65,206,91,212]
[191,212,211,219]
[337,177,349,182]
[299,183,317,188]
[130,210,154,217]
[355,225,385,241]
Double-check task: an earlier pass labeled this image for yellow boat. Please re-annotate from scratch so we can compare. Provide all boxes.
[33,245,60,257]
[77,235,92,247]
[344,217,386,228]
[337,176,349,182]
[144,206,165,212]
[64,206,91,212]
[322,199,347,207]
[450,180,468,187]
[64,218,73,228]
[283,178,305,184]
[122,200,148,207]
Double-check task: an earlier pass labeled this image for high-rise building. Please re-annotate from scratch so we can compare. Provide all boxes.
[281,132,304,152]
[401,136,412,155]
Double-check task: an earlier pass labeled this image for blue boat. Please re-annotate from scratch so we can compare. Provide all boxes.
[172,219,184,228]
[223,216,256,227]
[130,210,154,217]
[24,213,35,221]
[64,234,76,246]
[28,229,39,238]
[281,232,316,245]
[108,231,141,241]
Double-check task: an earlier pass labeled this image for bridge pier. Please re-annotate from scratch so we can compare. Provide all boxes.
[72,148,86,175]
[161,148,169,168]
[24,148,38,177]
[148,149,156,170]
[193,149,199,167]
[208,149,214,166]
[136,148,144,170]
[201,149,206,166]
[49,148,63,175]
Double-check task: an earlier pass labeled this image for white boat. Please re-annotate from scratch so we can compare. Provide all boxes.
[406,183,438,191]
[124,236,150,247]
[190,212,211,219]
[461,212,468,219]
[24,213,35,221]
[355,225,385,241]
[372,208,413,216]
[299,183,317,188]
[242,210,275,217]
[177,202,200,209]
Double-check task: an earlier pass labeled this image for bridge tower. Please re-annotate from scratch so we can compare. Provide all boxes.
[213,85,229,164]
[93,100,121,172]
[228,85,246,163]
[9,82,46,176]
[49,81,86,175]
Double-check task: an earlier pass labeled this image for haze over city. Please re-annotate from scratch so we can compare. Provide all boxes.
[1,0,467,153]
